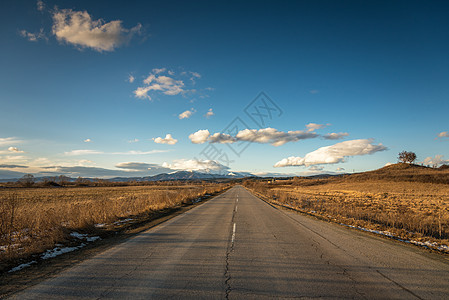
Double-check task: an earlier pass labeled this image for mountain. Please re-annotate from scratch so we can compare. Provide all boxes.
[109,170,256,182]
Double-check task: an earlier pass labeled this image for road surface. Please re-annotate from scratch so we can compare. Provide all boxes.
[10,186,449,299]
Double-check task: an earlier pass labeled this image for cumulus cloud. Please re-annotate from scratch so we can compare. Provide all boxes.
[274,139,387,167]
[52,8,142,52]
[128,138,139,143]
[153,134,178,145]
[236,128,317,146]
[208,133,236,144]
[84,138,92,143]
[422,155,449,167]
[306,123,327,132]
[133,69,209,101]
[128,75,135,83]
[179,108,196,119]
[8,147,24,153]
[135,71,186,100]
[162,159,229,172]
[437,131,449,138]
[20,28,47,42]
[188,127,317,146]
[189,129,210,144]
[205,108,214,118]
[323,132,349,140]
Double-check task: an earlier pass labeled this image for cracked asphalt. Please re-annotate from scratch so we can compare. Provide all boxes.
[9,186,449,299]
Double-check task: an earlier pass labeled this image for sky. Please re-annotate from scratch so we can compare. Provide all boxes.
[1,0,449,179]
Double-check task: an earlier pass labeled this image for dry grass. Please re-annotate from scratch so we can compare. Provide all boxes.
[244,164,449,248]
[0,183,229,269]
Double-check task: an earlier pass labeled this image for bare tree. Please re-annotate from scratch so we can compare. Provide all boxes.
[18,174,35,187]
[398,151,417,164]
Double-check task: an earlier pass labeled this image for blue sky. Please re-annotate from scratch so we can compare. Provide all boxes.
[1,0,448,179]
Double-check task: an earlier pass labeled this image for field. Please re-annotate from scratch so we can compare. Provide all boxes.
[0,182,229,272]
[243,164,449,251]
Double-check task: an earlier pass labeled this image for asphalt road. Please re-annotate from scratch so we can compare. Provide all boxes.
[10,186,449,299]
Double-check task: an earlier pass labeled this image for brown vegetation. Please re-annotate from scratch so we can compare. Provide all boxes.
[0,182,229,271]
[243,163,449,250]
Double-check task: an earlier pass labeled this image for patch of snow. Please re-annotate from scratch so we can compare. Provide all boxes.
[113,218,134,225]
[41,244,85,260]
[95,223,106,228]
[70,232,101,242]
[341,224,449,253]
[8,261,37,273]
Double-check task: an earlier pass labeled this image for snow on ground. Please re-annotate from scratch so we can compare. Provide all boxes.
[41,244,85,260]
[341,224,449,253]
[7,232,101,273]
[113,218,134,225]
[70,232,101,242]
[8,261,37,273]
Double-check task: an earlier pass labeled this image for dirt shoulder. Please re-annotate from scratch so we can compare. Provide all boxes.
[0,189,228,298]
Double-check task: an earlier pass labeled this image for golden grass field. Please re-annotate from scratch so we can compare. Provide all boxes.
[0,182,229,271]
[244,164,449,249]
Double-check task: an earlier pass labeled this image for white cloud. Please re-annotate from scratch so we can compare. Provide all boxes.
[205,108,214,118]
[189,127,317,146]
[135,72,186,100]
[77,159,94,166]
[8,147,24,153]
[152,68,166,74]
[306,123,328,132]
[179,108,196,119]
[0,137,23,146]
[112,150,170,155]
[37,0,45,12]
[437,131,449,138]
[208,133,236,144]
[422,155,449,166]
[64,149,103,156]
[162,159,229,172]
[336,167,345,171]
[323,132,349,140]
[128,138,139,143]
[190,72,201,78]
[52,8,142,52]
[20,28,47,42]
[309,90,319,94]
[132,69,211,101]
[128,75,135,83]
[189,129,210,144]
[153,134,178,145]
[189,71,201,84]
[84,138,92,143]
[274,139,387,167]
[235,128,317,146]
